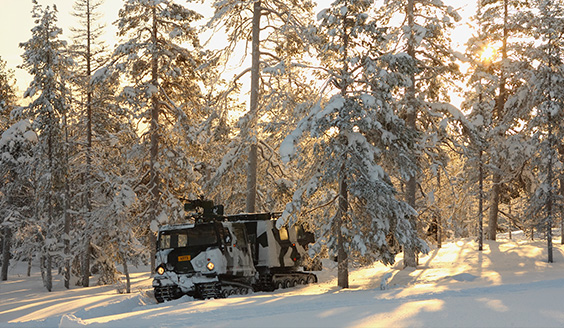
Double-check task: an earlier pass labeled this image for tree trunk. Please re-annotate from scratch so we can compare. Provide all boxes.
[148,6,160,275]
[403,0,418,268]
[246,144,258,213]
[479,150,484,251]
[560,176,564,245]
[246,0,261,214]
[1,226,11,281]
[82,0,94,288]
[45,126,54,292]
[64,198,70,289]
[488,0,509,242]
[508,200,512,240]
[122,256,131,294]
[63,77,71,290]
[547,110,554,263]
[149,233,156,276]
[436,173,441,248]
[45,253,52,292]
[27,251,32,277]
[81,242,91,287]
[337,167,349,289]
[40,255,45,282]
[488,172,500,241]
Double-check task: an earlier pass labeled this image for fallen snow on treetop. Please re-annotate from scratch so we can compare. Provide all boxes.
[2,232,564,327]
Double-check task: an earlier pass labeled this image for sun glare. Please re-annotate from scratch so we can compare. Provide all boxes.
[480,45,496,63]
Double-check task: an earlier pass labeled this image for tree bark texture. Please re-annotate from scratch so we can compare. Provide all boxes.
[479,150,484,251]
[246,144,258,213]
[82,242,91,287]
[81,0,94,289]
[488,0,509,241]
[546,110,554,263]
[148,6,160,274]
[403,0,419,268]
[337,168,349,289]
[488,172,500,241]
[122,256,131,294]
[560,177,564,245]
[1,226,11,281]
[45,253,52,292]
[246,0,261,214]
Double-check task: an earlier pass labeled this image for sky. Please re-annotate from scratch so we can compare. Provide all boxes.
[0,0,123,94]
[0,0,475,98]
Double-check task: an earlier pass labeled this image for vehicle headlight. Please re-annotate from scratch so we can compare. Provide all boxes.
[206,261,215,271]
[157,265,165,275]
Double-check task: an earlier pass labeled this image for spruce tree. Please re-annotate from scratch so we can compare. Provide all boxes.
[471,0,531,241]
[18,1,73,291]
[69,0,109,288]
[112,0,208,273]
[0,56,17,131]
[280,0,425,288]
[509,0,564,262]
[0,121,37,281]
[379,0,462,266]
[0,59,22,284]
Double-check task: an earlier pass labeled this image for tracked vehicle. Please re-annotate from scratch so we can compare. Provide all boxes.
[152,200,320,302]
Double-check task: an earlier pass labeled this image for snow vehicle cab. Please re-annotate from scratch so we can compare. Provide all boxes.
[152,200,319,302]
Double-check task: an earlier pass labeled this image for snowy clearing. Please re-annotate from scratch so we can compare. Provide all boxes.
[2,232,564,327]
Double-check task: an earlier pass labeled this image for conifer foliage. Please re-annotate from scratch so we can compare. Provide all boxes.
[280,0,425,288]
[0,56,17,130]
[0,59,21,284]
[381,0,462,267]
[17,1,73,291]
[4,0,564,293]
[205,0,315,213]
[112,0,208,273]
[512,0,564,262]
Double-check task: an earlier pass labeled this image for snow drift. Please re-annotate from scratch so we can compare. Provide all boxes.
[1,232,564,327]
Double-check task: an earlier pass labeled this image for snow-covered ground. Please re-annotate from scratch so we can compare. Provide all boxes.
[2,232,564,327]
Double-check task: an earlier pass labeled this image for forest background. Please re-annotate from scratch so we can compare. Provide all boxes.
[1,0,563,294]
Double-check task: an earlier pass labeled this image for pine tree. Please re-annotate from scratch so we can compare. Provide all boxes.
[378,0,462,266]
[205,0,316,213]
[508,0,564,262]
[112,0,208,274]
[18,1,73,291]
[280,0,425,288]
[0,121,37,281]
[462,6,499,251]
[0,56,18,131]
[0,59,22,282]
[470,0,531,241]
[69,0,109,288]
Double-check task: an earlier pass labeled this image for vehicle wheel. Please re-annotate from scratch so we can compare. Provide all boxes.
[275,281,283,290]
[298,278,306,285]
[306,274,316,284]
[239,287,248,295]
[283,280,292,288]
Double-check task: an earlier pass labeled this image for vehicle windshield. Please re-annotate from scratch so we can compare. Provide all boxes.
[158,224,218,250]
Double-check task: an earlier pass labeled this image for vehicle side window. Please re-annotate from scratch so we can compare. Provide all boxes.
[232,224,248,246]
[159,234,171,249]
[178,234,188,247]
[296,225,306,240]
[279,227,289,241]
